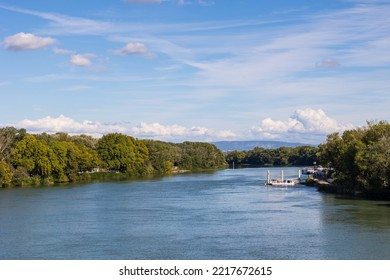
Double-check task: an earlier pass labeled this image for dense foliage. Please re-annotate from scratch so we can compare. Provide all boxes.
[143,140,227,174]
[97,133,149,176]
[226,146,318,167]
[0,128,227,187]
[318,121,390,197]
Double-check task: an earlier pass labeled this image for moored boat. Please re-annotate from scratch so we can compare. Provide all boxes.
[268,178,298,186]
[265,170,300,186]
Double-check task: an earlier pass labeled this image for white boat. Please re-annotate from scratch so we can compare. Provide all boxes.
[266,170,300,186]
[268,178,298,186]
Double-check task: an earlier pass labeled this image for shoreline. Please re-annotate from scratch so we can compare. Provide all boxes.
[0,168,218,189]
[304,178,390,201]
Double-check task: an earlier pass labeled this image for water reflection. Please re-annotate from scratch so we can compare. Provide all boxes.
[321,194,390,230]
[319,194,390,259]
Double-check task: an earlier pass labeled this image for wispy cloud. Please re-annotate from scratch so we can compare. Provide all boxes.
[183,5,390,85]
[53,47,74,55]
[0,4,115,36]
[0,4,285,36]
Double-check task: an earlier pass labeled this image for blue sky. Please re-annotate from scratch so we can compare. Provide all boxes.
[1,0,389,144]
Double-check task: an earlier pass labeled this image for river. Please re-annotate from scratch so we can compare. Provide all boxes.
[1,167,390,260]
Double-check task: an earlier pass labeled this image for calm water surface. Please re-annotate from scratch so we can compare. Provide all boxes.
[1,167,390,260]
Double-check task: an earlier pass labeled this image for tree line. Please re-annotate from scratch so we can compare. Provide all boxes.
[317,121,390,198]
[0,128,227,187]
[226,146,318,167]
[5,122,389,195]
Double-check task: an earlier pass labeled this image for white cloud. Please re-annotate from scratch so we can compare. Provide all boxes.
[130,122,187,138]
[251,108,354,140]
[3,32,55,51]
[113,42,154,58]
[293,108,352,133]
[130,122,236,141]
[10,111,355,144]
[70,54,95,67]
[17,115,127,136]
[255,117,305,134]
[14,116,236,141]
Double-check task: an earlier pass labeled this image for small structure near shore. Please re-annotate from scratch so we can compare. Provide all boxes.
[302,165,334,179]
[265,170,301,186]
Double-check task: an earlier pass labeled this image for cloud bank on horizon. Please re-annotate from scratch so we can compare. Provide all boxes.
[12,108,352,144]
[1,0,389,144]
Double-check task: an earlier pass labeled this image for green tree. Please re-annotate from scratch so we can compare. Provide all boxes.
[245,147,272,165]
[318,121,390,196]
[71,134,98,149]
[13,134,59,178]
[288,146,318,166]
[355,137,390,190]
[143,140,181,175]
[0,127,26,162]
[97,133,149,176]
[272,147,291,166]
[317,133,343,168]
[226,150,246,166]
[75,143,100,172]
[50,140,100,182]
[0,161,13,186]
[165,160,173,175]
[238,146,318,167]
[177,142,227,170]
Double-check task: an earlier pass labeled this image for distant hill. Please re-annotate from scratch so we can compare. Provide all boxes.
[212,140,313,152]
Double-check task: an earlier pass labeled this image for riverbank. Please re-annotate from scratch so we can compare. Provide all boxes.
[304,178,390,200]
[0,167,218,188]
[1,171,133,188]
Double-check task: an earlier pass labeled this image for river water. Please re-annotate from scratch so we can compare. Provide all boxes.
[1,167,390,260]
